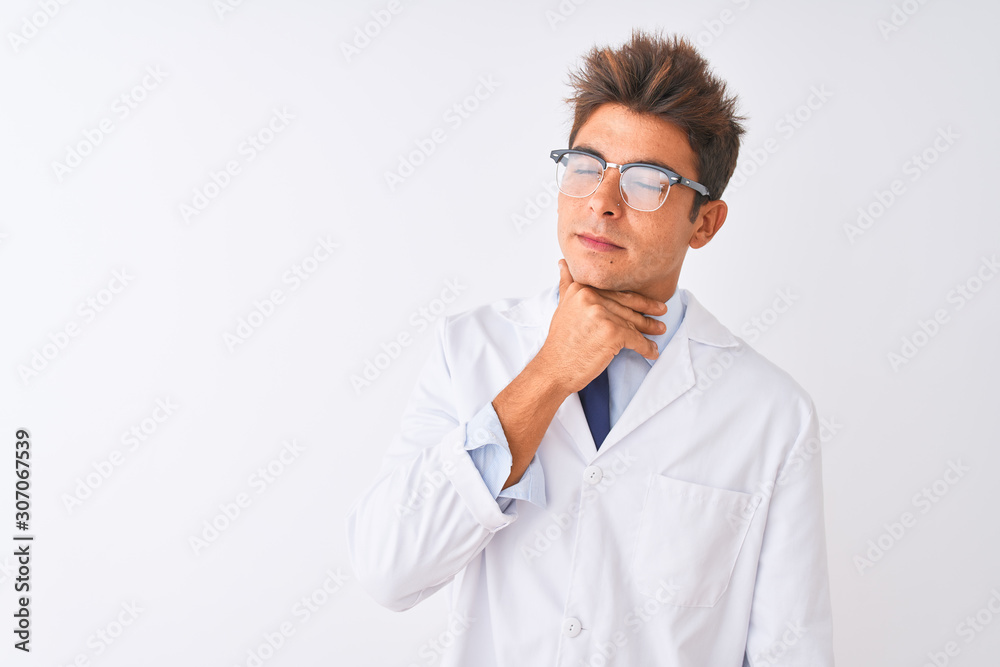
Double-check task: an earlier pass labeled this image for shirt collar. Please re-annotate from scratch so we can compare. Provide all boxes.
[643,288,686,367]
[549,284,686,367]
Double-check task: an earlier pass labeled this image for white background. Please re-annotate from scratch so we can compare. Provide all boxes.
[2,0,998,665]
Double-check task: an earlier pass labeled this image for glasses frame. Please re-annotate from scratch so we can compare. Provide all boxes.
[549,148,710,211]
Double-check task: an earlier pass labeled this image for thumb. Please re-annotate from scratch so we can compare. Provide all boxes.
[557,259,572,303]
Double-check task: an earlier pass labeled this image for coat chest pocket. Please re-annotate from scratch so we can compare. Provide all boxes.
[630,473,761,607]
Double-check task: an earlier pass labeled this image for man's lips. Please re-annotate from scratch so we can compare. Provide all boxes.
[577,233,624,250]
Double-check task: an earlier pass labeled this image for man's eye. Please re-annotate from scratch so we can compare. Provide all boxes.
[628,174,664,191]
[633,181,662,192]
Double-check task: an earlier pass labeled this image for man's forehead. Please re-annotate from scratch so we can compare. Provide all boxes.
[570,141,688,179]
[572,105,698,178]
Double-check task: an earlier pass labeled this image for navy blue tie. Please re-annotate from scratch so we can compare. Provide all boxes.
[578,365,611,449]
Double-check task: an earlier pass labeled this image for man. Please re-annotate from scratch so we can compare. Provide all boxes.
[347,29,834,666]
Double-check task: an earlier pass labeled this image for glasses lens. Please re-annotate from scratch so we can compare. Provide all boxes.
[556,152,603,197]
[621,166,670,211]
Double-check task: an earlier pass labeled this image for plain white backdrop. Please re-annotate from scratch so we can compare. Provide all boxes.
[1,0,998,665]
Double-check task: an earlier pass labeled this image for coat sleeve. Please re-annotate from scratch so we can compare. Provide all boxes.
[345,315,521,612]
[743,402,836,666]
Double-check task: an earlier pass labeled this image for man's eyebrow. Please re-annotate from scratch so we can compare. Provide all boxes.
[570,143,683,175]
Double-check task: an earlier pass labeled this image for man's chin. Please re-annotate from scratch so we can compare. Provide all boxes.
[566,262,630,292]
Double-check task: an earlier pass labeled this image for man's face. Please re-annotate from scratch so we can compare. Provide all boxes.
[556,102,727,303]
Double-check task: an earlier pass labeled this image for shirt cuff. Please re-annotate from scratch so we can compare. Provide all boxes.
[498,451,545,509]
[464,401,546,510]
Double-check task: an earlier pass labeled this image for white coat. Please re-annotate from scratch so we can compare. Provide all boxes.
[346,282,834,666]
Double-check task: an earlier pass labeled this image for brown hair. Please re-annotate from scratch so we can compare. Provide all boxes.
[564,29,746,222]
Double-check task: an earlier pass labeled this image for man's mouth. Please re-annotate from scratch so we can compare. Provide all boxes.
[577,233,624,251]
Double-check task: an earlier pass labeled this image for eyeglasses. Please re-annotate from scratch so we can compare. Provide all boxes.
[549,148,710,212]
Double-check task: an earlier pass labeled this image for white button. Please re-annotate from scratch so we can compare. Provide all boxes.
[562,617,582,637]
[583,465,603,485]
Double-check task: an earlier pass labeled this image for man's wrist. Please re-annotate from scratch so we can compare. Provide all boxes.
[522,346,573,405]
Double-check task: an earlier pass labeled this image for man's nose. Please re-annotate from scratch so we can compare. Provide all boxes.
[588,168,624,216]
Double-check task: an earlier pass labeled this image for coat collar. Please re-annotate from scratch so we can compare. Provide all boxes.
[496,281,740,462]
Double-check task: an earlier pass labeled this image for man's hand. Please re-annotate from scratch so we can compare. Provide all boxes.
[492,259,668,490]
[532,259,668,396]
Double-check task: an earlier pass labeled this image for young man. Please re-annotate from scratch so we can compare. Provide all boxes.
[347,29,834,666]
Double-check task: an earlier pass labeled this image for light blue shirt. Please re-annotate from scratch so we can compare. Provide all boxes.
[465,285,687,513]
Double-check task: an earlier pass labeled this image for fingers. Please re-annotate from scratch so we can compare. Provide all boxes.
[592,292,666,337]
[633,332,660,360]
[605,310,661,360]
[595,287,668,318]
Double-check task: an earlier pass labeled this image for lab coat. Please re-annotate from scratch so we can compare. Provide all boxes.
[346,283,834,666]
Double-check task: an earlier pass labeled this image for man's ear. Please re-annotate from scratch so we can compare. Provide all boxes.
[689,199,727,249]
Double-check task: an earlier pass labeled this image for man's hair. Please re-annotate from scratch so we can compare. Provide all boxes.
[564,29,746,222]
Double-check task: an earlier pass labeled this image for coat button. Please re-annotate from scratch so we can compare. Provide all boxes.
[562,617,582,637]
[583,465,603,485]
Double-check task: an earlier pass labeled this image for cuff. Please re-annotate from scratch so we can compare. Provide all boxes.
[465,402,546,510]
